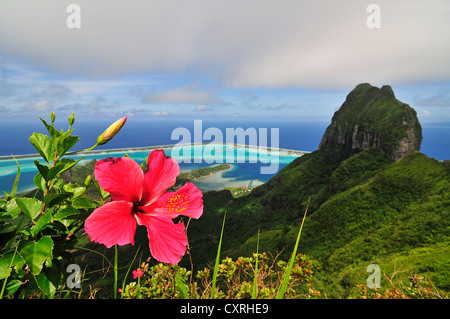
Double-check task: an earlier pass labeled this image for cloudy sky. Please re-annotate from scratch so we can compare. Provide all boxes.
[0,0,449,123]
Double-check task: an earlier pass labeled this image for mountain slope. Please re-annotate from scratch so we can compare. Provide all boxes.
[185,84,450,297]
[301,152,450,296]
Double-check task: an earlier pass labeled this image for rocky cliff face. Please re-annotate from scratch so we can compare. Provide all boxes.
[318,83,422,162]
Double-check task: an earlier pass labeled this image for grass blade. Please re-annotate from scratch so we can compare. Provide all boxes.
[10,155,21,198]
[175,271,189,299]
[120,244,141,298]
[251,227,260,299]
[276,197,310,299]
[114,245,118,299]
[210,211,226,299]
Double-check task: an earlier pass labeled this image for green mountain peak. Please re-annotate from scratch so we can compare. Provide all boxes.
[318,83,422,162]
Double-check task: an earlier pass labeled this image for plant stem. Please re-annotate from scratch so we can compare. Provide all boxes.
[114,245,118,299]
[251,227,260,299]
[64,143,99,157]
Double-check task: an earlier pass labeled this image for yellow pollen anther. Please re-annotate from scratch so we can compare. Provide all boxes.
[165,193,189,213]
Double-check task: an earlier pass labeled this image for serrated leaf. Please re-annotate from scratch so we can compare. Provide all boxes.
[0,251,25,280]
[31,209,53,237]
[72,197,96,209]
[63,183,86,198]
[37,259,61,298]
[33,160,66,182]
[18,236,54,275]
[40,117,61,140]
[33,173,47,191]
[53,207,79,220]
[58,157,85,176]
[43,192,73,208]
[29,133,55,163]
[5,280,23,296]
[0,198,21,221]
[93,177,109,199]
[15,197,43,220]
[55,131,79,157]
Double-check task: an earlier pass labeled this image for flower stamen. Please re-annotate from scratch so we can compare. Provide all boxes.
[164,193,189,213]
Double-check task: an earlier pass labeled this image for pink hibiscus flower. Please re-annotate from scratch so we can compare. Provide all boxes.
[84,149,203,264]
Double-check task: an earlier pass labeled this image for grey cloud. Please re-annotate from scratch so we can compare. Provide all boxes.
[0,1,449,89]
[140,84,220,104]
[43,84,72,99]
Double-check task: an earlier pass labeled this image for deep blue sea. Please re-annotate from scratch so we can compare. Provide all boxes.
[0,118,449,194]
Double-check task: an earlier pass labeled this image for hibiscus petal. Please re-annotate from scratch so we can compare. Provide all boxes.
[141,150,180,205]
[136,214,187,264]
[150,182,203,219]
[95,157,144,203]
[84,201,136,248]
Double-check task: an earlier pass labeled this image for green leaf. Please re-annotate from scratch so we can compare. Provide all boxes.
[58,157,85,176]
[43,192,73,208]
[211,212,226,298]
[175,273,188,299]
[29,132,55,163]
[63,183,86,198]
[72,197,96,209]
[31,209,53,236]
[33,160,66,182]
[53,207,79,220]
[33,160,50,181]
[0,198,21,221]
[276,198,309,299]
[55,131,79,158]
[18,236,54,275]
[4,280,22,296]
[37,259,61,298]
[0,251,25,280]
[15,197,43,220]
[93,177,109,199]
[40,117,61,140]
[33,173,47,191]
[0,224,15,235]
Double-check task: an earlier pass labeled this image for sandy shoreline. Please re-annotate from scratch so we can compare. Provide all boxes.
[189,163,265,192]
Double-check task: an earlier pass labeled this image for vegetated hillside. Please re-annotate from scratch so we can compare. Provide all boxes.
[301,152,450,297]
[185,84,450,297]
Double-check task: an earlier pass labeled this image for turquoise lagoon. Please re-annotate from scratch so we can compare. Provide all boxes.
[0,144,306,194]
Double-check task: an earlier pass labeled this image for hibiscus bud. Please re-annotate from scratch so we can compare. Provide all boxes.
[68,112,75,126]
[96,117,127,145]
[50,112,56,125]
[84,174,92,187]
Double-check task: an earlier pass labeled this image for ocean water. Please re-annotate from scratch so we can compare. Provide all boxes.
[0,119,449,194]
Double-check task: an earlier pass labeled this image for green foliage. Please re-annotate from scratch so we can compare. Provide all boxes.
[120,252,320,299]
[329,147,391,193]
[185,149,449,298]
[120,263,192,299]
[0,113,121,298]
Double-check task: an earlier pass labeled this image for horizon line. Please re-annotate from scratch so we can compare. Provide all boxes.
[0,142,311,162]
